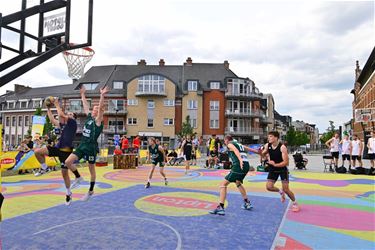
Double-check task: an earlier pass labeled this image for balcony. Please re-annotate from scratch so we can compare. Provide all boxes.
[135,90,167,97]
[103,125,126,134]
[260,116,274,124]
[104,108,127,116]
[225,90,263,100]
[225,127,264,136]
[64,106,86,116]
[225,109,262,118]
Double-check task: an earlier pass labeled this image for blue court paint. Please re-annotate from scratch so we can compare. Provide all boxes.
[2,185,288,250]
[282,221,375,249]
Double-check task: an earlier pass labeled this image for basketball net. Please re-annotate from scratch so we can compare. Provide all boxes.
[62,45,95,80]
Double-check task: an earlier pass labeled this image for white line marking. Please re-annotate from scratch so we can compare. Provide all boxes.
[33,215,182,250]
[271,200,291,250]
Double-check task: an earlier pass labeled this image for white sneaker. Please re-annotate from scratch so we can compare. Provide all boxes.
[81,191,94,202]
[65,193,72,206]
[34,168,51,177]
[71,177,84,189]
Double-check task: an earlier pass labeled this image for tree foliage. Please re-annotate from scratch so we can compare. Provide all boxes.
[177,115,196,138]
[286,127,310,146]
[320,121,336,144]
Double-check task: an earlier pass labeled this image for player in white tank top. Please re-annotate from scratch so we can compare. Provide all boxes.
[340,135,351,169]
[351,134,363,169]
[367,131,375,172]
[325,133,340,169]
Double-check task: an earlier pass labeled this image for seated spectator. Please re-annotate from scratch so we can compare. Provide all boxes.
[114,145,123,156]
[206,148,219,168]
[17,140,31,175]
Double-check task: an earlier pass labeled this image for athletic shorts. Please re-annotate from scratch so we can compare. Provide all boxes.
[47,146,72,169]
[184,153,192,161]
[351,155,361,161]
[342,154,350,161]
[152,160,164,167]
[331,151,339,159]
[368,153,375,160]
[191,154,196,160]
[73,143,98,164]
[225,163,250,183]
[267,167,289,183]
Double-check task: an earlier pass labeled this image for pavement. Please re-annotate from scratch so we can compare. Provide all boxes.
[1,155,374,249]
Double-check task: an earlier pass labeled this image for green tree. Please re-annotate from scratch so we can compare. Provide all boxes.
[286,127,296,146]
[320,121,336,144]
[286,127,310,146]
[177,115,195,138]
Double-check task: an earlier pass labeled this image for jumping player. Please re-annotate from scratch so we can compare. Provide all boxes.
[210,135,260,216]
[64,86,109,201]
[34,98,79,205]
[325,132,340,172]
[262,131,300,212]
[145,137,168,188]
[181,135,193,175]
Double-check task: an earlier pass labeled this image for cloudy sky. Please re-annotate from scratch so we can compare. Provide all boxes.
[1,0,374,131]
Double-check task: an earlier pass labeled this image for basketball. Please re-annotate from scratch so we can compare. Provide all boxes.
[44,96,55,108]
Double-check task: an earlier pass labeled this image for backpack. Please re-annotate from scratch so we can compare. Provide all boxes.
[336,166,347,174]
[351,167,366,175]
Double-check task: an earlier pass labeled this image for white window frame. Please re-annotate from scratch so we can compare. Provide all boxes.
[210,81,220,89]
[18,116,23,127]
[32,99,42,108]
[188,80,198,91]
[210,101,219,111]
[25,116,30,126]
[113,81,124,89]
[108,99,125,111]
[188,100,198,110]
[138,75,165,93]
[11,116,16,126]
[163,99,175,107]
[210,119,219,129]
[7,101,15,109]
[19,100,28,109]
[127,118,137,125]
[147,100,155,109]
[189,118,197,128]
[147,118,154,128]
[127,99,138,106]
[163,118,174,125]
[81,83,99,91]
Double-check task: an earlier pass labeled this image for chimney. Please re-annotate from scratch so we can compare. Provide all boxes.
[159,59,165,66]
[224,60,230,69]
[137,59,147,66]
[355,60,362,81]
[14,84,31,93]
[186,57,193,66]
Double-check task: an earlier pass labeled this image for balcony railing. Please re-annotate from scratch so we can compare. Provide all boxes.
[135,90,167,97]
[260,116,274,124]
[225,109,262,118]
[65,106,86,115]
[103,125,126,134]
[224,127,264,136]
[104,107,127,115]
[225,90,262,99]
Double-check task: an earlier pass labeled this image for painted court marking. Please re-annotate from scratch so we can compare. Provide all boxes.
[33,215,182,250]
[271,200,291,250]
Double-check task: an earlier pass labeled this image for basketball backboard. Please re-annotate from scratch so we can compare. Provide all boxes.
[354,108,375,123]
[0,0,93,85]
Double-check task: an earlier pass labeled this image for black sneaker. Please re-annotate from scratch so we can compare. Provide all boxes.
[145,182,151,189]
[164,179,168,186]
[65,193,72,206]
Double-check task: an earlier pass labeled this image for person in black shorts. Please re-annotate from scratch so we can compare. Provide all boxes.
[261,131,300,212]
[181,135,193,175]
[34,97,80,205]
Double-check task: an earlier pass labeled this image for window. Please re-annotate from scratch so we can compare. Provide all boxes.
[80,83,99,90]
[138,75,165,93]
[147,119,154,128]
[25,116,29,126]
[109,120,124,130]
[210,101,219,110]
[188,80,198,91]
[20,101,27,108]
[188,100,198,109]
[33,100,41,108]
[69,100,82,112]
[147,100,155,109]
[12,116,16,126]
[189,118,197,128]
[127,118,137,125]
[127,99,138,106]
[164,118,174,125]
[8,102,14,109]
[18,116,22,126]
[210,119,219,129]
[164,99,175,106]
[210,82,220,89]
[113,81,124,89]
[108,100,125,111]
[5,117,10,126]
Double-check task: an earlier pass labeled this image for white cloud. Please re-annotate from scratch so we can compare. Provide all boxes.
[0,0,374,131]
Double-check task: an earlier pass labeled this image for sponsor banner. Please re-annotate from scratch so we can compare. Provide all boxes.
[0,151,57,171]
[32,116,46,138]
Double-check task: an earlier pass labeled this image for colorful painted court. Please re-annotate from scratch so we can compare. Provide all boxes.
[1,165,375,249]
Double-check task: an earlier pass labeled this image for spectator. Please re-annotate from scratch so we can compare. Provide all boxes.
[121,135,129,153]
[16,140,31,175]
[133,135,141,153]
[114,145,123,155]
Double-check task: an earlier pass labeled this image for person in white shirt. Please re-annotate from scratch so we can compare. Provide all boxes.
[325,132,340,172]
[367,131,375,172]
[351,134,363,170]
[340,134,351,170]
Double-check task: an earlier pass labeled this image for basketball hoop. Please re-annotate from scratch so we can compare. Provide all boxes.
[62,45,95,80]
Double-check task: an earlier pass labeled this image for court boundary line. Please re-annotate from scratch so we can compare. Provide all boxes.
[271,200,291,250]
